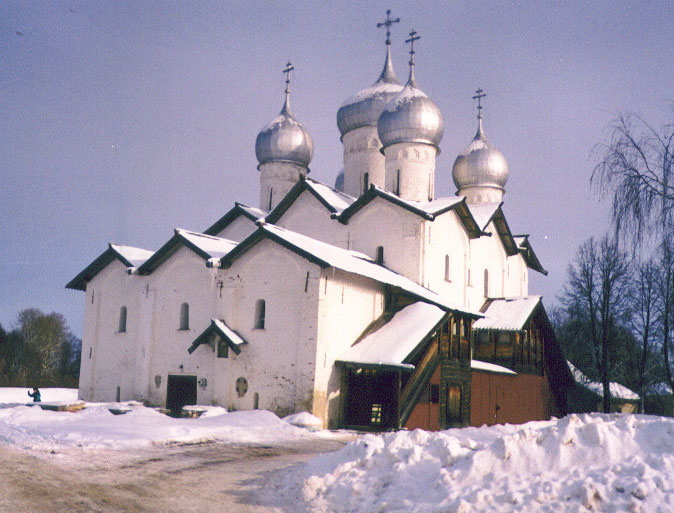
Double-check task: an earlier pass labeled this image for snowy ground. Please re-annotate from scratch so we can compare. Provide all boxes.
[2,388,674,512]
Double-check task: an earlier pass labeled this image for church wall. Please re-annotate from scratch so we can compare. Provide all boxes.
[346,197,422,283]
[212,216,256,243]
[418,210,471,308]
[342,126,385,198]
[467,220,509,308]
[259,161,307,211]
[140,245,221,408]
[79,260,147,402]
[219,238,321,417]
[315,269,386,428]
[275,191,346,247]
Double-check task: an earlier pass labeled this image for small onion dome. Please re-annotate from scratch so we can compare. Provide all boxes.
[255,98,313,168]
[336,46,403,139]
[334,169,345,192]
[377,74,444,152]
[452,118,509,192]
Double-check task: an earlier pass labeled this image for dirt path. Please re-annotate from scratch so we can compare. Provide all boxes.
[0,438,347,513]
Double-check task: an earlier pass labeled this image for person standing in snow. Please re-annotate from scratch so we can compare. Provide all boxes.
[27,387,41,402]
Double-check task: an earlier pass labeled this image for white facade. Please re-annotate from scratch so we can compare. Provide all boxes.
[69,35,547,429]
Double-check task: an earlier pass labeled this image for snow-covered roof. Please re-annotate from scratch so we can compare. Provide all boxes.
[265,176,356,224]
[338,185,481,237]
[188,318,246,356]
[221,223,482,316]
[644,382,673,396]
[513,235,548,276]
[471,360,517,375]
[567,361,640,401]
[66,243,154,291]
[336,302,446,370]
[203,202,264,236]
[473,296,542,331]
[137,229,237,275]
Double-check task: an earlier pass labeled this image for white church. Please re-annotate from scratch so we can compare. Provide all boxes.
[67,15,573,430]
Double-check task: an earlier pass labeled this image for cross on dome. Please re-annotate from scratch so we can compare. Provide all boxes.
[376,9,400,46]
[473,87,487,120]
[405,30,420,84]
[282,61,294,111]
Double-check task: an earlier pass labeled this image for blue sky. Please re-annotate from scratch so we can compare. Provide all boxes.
[1,1,673,336]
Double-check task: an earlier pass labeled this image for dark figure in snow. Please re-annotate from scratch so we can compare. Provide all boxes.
[28,387,41,402]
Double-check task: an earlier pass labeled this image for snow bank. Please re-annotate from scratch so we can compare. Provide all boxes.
[285,414,674,512]
[284,412,323,431]
[0,387,78,406]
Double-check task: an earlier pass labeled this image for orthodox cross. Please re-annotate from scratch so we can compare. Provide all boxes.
[377,9,400,46]
[406,30,420,66]
[283,61,294,95]
[473,87,486,119]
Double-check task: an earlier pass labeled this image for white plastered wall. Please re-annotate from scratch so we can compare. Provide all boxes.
[259,161,307,212]
[212,215,257,242]
[342,126,385,198]
[384,142,437,202]
[275,191,346,247]
[315,268,386,427]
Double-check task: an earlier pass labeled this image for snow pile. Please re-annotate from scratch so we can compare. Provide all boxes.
[289,414,674,512]
[284,412,323,431]
[568,362,640,400]
[0,401,313,452]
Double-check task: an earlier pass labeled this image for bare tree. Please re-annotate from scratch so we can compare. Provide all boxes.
[592,109,674,244]
[562,235,632,412]
[659,239,674,392]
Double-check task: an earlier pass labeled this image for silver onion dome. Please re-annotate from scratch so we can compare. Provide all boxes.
[377,65,444,151]
[336,46,403,139]
[255,93,313,168]
[452,118,509,192]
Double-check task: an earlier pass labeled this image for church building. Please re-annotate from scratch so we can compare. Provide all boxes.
[67,13,573,430]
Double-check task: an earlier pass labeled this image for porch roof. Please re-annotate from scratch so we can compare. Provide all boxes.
[188,318,246,356]
[336,302,446,371]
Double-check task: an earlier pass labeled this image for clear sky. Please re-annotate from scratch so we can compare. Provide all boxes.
[2,1,673,337]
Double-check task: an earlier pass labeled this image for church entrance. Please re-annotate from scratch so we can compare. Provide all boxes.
[166,375,197,415]
[342,369,399,430]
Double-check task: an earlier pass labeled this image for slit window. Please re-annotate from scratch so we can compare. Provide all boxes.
[254,299,266,329]
[118,306,127,333]
[363,172,369,195]
[268,188,273,211]
[376,246,384,264]
[444,255,450,281]
[179,303,189,331]
[484,269,489,298]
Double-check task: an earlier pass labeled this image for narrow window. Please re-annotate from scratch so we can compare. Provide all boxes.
[395,169,400,195]
[484,269,489,298]
[376,246,384,264]
[254,299,266,329]
[118,306,127,333]
[446,385,462,424]
[363,172,369,195]
[179,302,189,330]
[268,188,273,211]
[444,255,450,281]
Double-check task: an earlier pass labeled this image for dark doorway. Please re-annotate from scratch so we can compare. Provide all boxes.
[343,369,399,429]
[166,375,197,415]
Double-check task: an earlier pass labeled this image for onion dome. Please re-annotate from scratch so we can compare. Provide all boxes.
[334,169,345,192]
[336,45,403,139]
[255,63,313,168]
[377,31,443,151]
[452,117,509,194]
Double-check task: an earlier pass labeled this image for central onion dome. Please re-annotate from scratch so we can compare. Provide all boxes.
[336,46,403,139]
[452,117,509,193]
[377,48,443,151]
[255,88,313,168]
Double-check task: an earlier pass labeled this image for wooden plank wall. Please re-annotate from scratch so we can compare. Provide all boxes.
[470,371,558,427]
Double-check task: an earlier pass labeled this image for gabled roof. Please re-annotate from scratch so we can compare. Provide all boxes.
[203,202,264,236]
[473,295,543,331]
[188,318,246,356]
[467,202,519,256]
[265,176,356,224]
[66,243,154,291]
[137,229,237,275]
[338,185,481,238]
[514,235,548,275]
[336,302,447,371]
[219,222,482,316]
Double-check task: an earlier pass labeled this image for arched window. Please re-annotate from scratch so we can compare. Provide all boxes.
[376,246,384,265]
[179,302,189,331]
[254,299,266,329]
[444,255,450,281]
[118,306,127,333]
[484,269,489,298]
